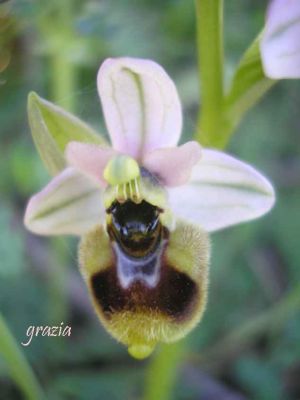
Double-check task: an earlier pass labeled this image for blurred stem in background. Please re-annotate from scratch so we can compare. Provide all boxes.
[51,40,77,113]
[39,1,77,325]
[144,1,225,399]
[49,0,76,112]
[48,238,70,325]
[0,313,46,400]
[37,0,77,112]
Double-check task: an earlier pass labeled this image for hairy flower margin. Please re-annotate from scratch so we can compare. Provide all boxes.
[24,58,275,358]
[260,0,300,79]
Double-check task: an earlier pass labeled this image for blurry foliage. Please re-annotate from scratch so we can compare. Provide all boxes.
[0,0,299,399]
[0,203,25,279]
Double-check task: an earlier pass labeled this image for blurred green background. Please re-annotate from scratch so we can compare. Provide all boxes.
[1,0,300,399]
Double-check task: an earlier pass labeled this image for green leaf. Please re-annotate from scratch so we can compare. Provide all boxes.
[28,92,107,176]
[223,35,276,141]
[0,312,46,400]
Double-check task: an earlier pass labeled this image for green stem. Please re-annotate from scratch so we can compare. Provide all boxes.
[144,342,186,400]
[195,0,224,148]
[0,313,46,400]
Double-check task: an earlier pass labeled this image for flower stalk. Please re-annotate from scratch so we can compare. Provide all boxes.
[0,313,46,400]
[144,342,186,400]
[195,0,224,148]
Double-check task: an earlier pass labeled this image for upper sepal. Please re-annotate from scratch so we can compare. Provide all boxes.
[28,92,107,176]
[97,57,182,160]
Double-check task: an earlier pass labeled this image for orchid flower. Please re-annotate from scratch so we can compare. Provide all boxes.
[260,0,300,79]
[24,57,275,359]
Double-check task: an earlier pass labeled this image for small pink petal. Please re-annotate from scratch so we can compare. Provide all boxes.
[65,142,119,186]
[142,141,202,187]
[97,57,182,160]
[260,0,300,79]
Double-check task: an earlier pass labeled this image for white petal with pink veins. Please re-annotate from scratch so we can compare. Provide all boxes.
[260,0,300,79]
[24,168,103,235]
[142,141,202,187]
[97,57,182,160]
[168,149,275,232]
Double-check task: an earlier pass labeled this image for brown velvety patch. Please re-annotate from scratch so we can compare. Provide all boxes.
[90,256,199,323]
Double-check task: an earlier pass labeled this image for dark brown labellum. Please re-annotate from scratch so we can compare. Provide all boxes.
[79,202,210,358]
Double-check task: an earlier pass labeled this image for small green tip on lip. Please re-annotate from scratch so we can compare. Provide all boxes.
[128,343,155,360]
